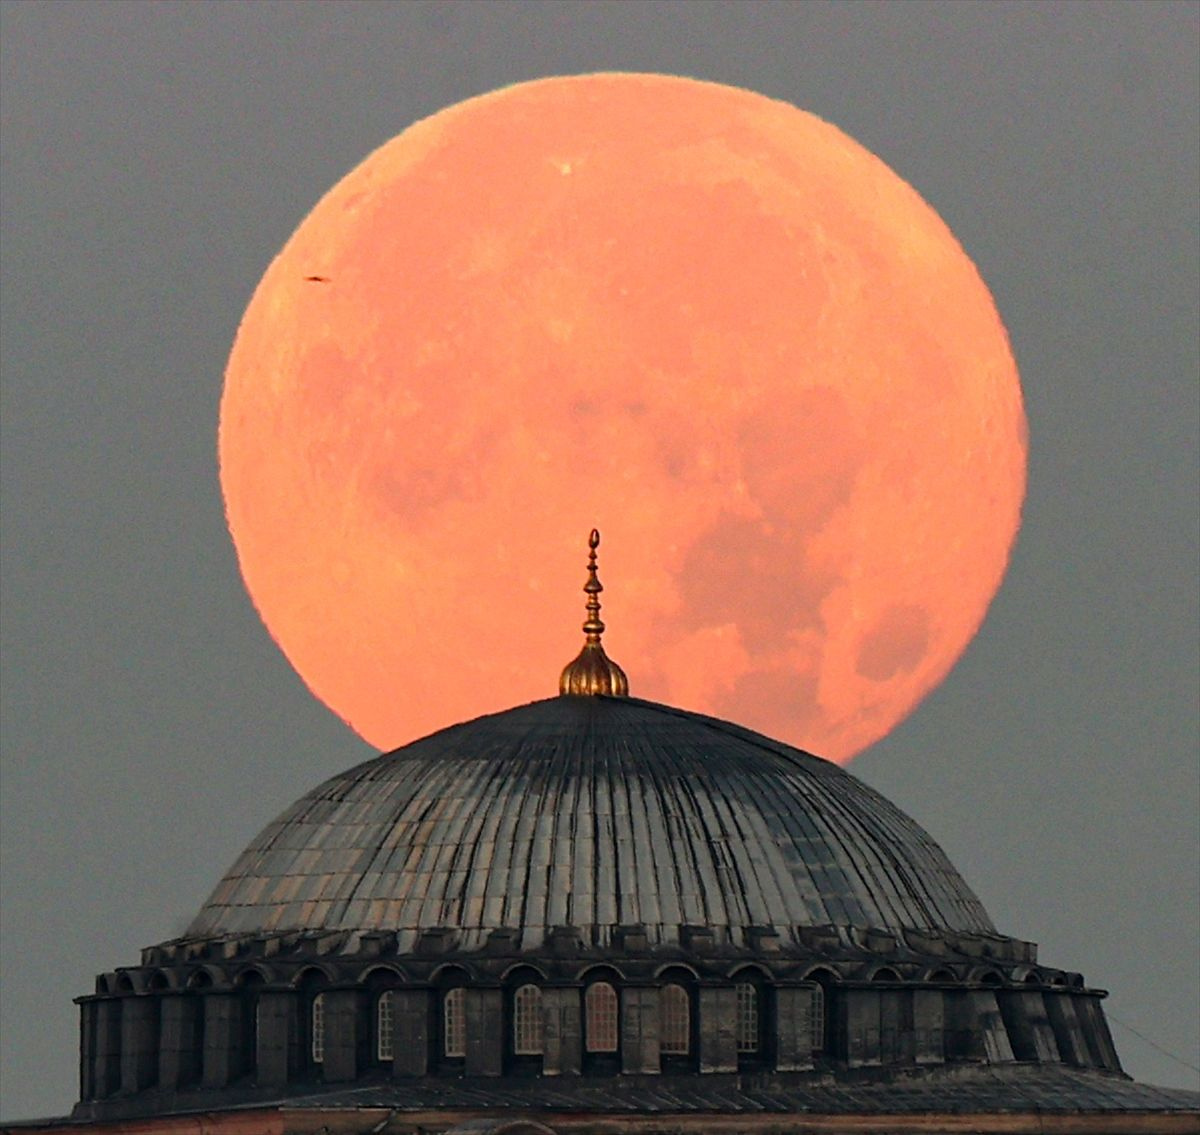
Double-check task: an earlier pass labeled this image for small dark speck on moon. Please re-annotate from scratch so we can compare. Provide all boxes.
[304,275,331,283]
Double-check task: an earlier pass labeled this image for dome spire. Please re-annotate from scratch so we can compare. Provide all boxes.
[559,529,629,697]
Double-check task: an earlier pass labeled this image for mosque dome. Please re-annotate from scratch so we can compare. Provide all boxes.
[68,533,1199,1128]
[188,694,995,948]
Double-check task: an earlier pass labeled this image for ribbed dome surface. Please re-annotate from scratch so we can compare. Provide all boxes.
[188,697,995,947]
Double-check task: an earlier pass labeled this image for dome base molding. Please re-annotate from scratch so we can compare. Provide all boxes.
[58,1066,1200,1131]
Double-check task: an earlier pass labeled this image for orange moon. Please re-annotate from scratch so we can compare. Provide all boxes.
[220,73,1025,763]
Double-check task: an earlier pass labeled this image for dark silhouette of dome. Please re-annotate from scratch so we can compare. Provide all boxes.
[64,534,1199,1128]
[189,695,993,945]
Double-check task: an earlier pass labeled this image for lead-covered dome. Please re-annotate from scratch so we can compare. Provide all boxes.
[188,694,994,946]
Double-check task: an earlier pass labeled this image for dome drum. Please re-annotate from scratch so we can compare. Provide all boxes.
[73,925,1125,1116]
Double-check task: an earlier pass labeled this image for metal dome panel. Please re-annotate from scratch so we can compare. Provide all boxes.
[187,697,995,946]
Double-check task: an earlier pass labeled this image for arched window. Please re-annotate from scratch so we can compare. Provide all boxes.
[185,971,211,1086]
[810,982,826,1053]
[138,986,164,1089]
[660,983,690,1054]
[512,984,543,1055]
[735,981,759,1053]
[443,987,466,1058]
[376,990,394,1062]
[237,971,263,1076]
[585,982,619,1053]
[97,997,124,1096]
[310,992,326,1064]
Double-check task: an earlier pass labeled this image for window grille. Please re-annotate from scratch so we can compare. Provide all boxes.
[659,983,690,1054]
[735,981,759,1052]
[376,990,394,1062]
[810,983,826,1053]
[585,982,619,1052]
[443,987,466,1058]
[512,984,543,1055]
[310,992,325,1064]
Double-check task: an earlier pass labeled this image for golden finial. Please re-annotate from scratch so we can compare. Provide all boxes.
[559,529,630,697]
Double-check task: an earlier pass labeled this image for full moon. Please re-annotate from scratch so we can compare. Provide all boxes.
[220,73,1025,763]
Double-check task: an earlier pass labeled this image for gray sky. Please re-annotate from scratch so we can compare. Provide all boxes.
[1,1,1196,1119]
